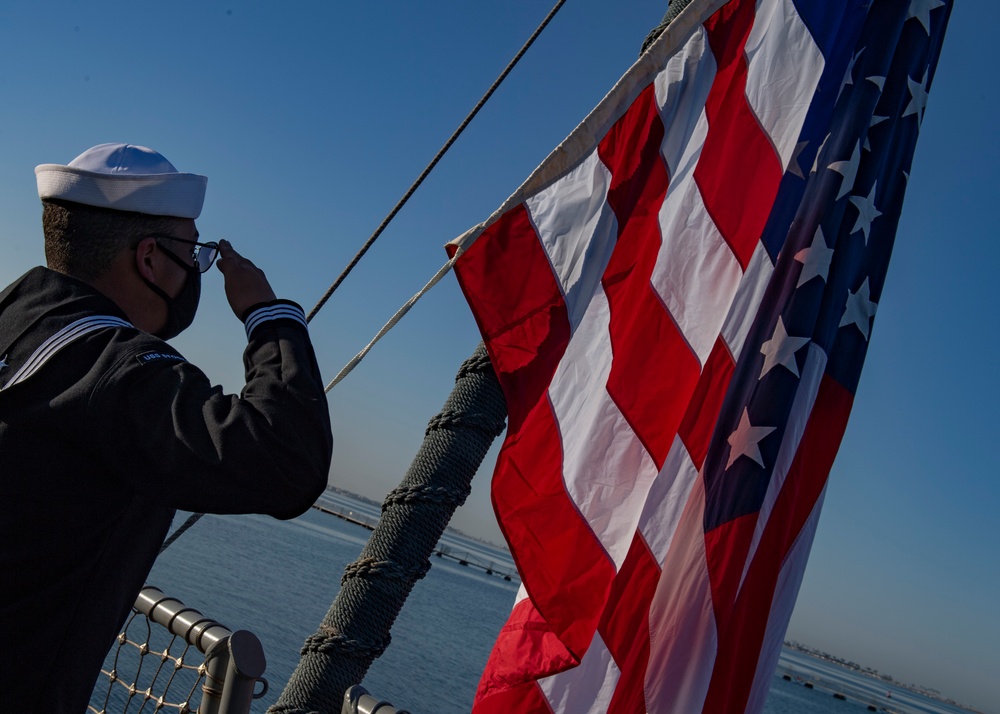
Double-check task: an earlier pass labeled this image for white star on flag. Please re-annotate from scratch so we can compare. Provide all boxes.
[840,277,879,340]
[0,355,8,372]
[811,133,830,175]
[907,0,945,35]
[849,182,883,243]
[904,68,930,125]
[794,226,834,287]
[837,48,864,104]
[864,115,889,151]
[759,317,811,379]
[789,140,809,179]
[829,141,861,199]
[726,409,777,470]
[866,75,886,92]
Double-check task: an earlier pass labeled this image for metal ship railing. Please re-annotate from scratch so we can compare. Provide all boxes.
[89,586,267,714]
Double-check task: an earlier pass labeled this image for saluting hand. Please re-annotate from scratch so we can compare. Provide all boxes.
[216,240,277,320]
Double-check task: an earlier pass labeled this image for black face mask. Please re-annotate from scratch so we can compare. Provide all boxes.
[142,246,202,340]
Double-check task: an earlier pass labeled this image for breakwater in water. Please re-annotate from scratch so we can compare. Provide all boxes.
[119,490,979,714]
[310,500,519,584]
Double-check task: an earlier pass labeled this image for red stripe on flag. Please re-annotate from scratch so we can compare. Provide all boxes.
[473,682,553,714]
[678,338,736,470]
[449,204,569,433]
[598,533,660,714]
[703,511,757,635]
[702,375,854,713]
[474,598,570,710]
[457,203,616,694]
[695,0,784,270]
[600,84,700,470]
[491,399,616,663]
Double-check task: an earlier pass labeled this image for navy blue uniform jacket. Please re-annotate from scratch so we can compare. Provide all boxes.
[0,267,333,713]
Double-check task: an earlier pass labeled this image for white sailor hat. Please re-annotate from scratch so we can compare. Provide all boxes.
[35,143,207,219]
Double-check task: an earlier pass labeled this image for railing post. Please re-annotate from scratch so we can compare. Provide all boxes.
[218,631,268,714]
[201,639,230,714]
[130,586,266,714]
[340,685,409,714]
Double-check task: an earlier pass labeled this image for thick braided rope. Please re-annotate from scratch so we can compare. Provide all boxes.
[269,343,507,713]
[340,557,432,586]
[300,630,390,661]
[382,483,471,510]
[424,409,507,438]
[640,0,696,55]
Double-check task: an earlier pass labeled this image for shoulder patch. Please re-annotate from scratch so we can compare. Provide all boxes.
[135,350,187,366]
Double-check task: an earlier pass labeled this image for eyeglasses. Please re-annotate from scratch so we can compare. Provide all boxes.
[147,234,220,273]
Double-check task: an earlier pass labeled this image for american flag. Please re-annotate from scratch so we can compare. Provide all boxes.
[448,0,951,711]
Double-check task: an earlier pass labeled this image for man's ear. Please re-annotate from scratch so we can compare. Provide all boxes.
[133,237,158,283]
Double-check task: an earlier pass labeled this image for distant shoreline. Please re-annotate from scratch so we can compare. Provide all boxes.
[323,488,982,713]
[784,641,984,714]
[323,485,511,552]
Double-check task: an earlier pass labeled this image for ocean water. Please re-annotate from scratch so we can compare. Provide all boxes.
[90,491,973,714]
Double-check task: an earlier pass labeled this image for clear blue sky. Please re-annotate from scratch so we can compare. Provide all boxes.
[1,1,995,711]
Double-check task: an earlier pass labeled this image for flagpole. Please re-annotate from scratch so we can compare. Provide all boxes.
[268,343,507,713]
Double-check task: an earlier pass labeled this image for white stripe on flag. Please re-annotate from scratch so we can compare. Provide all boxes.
[744,486,827,714]
[548,288,659,569]
[744,0,826,170]
[537,632,620,714]
[527,150,616,333]
[721,242,775,361]
[655,25,717,179]
[652,136,744,366]
[645,475,718,713]
[649,26,743,366]
[639,436,701,564]
[512,583,530,608]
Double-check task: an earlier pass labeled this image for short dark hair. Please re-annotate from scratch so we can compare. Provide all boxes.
[42,199,187,282]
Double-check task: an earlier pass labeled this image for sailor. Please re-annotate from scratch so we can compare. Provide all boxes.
[0,143,334,712]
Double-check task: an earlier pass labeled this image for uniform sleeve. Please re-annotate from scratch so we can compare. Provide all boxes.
[87,300,333,519]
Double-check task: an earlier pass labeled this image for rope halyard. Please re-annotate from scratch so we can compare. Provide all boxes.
[312,0,722,392]
[159,513,205,554]
[156,1,565,563]
[323,253,459,392]
[158,0,562,555]
[305,0,567,324]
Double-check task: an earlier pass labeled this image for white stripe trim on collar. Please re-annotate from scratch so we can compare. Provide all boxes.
[244,304,308,339]
[1,315,133,391]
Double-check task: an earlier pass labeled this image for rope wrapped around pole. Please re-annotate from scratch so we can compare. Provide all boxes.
[269,343,507,713]
[640,0,696,56]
